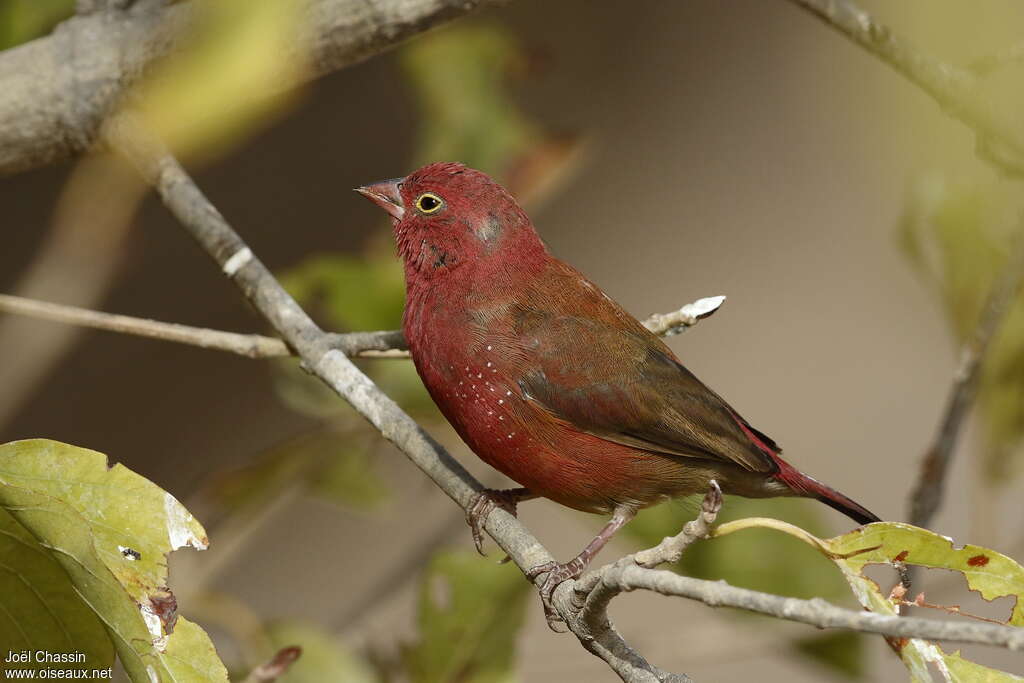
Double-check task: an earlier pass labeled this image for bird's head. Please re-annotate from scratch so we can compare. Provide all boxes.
[356,162,547,281]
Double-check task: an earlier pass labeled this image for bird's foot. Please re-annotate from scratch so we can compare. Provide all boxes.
[465,488,527,556]
[526,556,589,629]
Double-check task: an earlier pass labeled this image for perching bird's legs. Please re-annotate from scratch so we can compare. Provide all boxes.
[527,506,637,626]
[466,487,537,555]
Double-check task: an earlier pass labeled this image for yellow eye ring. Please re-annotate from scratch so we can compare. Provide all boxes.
[415,192,444,214]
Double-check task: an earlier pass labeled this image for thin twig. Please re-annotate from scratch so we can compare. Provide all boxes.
[0,291,721,360]
[0,293,405,359]
[784,0,1024,175]
[909,225,1024,527]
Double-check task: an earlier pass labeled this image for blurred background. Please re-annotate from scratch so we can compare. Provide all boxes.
[2,0,1024,680]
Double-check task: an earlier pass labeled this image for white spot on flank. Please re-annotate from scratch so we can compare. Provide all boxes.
[498,399,504,404]
[165,492,206,550]
[222,247,253,277]
[486,362,492,367]
[499,416,504,420]
[506,391,512,396]
[487,345,492,350]
[477,373,482,378]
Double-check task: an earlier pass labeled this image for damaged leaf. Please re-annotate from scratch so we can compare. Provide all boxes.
[713,518,1024,682]
[0,439,228,682]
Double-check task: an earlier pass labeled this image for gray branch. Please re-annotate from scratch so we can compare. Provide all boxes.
[0,293,406,359]
[0,0,507,176]
[785,0,1024,175]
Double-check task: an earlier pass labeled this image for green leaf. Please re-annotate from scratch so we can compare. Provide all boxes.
[399,22,581,202]
[280,253,405,333]
[0,0,73,50]
[792,631,865,680]
[402,550,529,683]
[898,175,1024,480]
[714,518,1024,682]
[206,428,389,513]
[0,508,114,674]
[0,439,229,682]
[265,620,378,683]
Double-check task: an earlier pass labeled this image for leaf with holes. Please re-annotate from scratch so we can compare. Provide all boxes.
[0,439,228,682]
[713,518,1024,682]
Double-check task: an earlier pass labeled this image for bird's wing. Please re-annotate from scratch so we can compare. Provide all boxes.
[514,310,778,473]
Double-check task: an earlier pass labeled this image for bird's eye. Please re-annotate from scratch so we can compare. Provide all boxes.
[415,192,444,214]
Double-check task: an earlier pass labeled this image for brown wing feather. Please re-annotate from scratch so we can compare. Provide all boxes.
[513,267,776,473]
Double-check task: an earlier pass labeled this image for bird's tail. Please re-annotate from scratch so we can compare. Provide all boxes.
[772,457,880,525]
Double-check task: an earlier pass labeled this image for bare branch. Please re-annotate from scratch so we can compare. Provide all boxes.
[576,564,1024,650]
[910,224,1024,527]
[0,293,406,359]
[0,0,508,176]
[632,480,722,568]
[784,0,1024,175]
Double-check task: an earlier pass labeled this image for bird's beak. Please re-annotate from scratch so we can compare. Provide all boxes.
[354,178,405,220]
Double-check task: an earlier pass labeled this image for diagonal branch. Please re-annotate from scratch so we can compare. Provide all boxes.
[105,114,1024,682]
[784,0,1024,175]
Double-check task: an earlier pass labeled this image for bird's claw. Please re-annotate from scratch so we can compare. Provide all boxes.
[466,489,521,556]
[526,557,588,629]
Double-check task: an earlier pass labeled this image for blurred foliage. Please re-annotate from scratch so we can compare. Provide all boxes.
[400,22,581,204]
[714,517,1024,681]
[0,507,113,674]
[282,247,406,333]
[793,631,865,680]
[206,427,388,515]
[628,496,864,677]
[401,550,529,683]
[266,620,378,683]
[0,439,228,681]
[133,0,307,164]
[899,175,1024,480]
[0,0,72,50]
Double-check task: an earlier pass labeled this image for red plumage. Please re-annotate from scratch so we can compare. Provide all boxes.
[357,162,879,618]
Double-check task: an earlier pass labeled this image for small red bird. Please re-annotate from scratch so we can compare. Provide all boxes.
[357,162,879,617]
